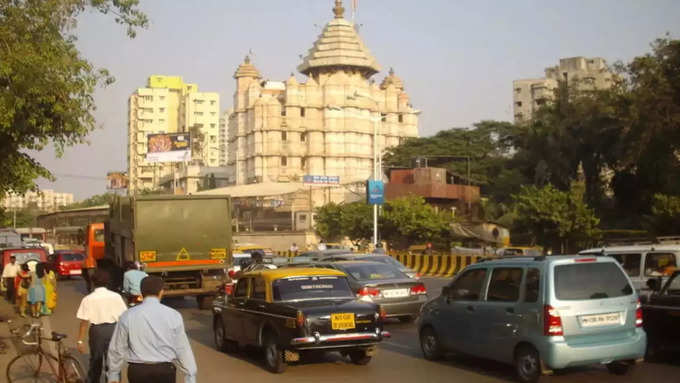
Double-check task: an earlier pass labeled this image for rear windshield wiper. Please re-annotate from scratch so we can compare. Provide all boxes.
[589,292,609,299]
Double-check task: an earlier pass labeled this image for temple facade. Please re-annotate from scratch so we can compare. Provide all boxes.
[226,0,420,186]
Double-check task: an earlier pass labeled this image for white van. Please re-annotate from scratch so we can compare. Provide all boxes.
[579,244,680,295]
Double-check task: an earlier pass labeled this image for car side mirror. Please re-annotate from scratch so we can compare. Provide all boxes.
[646,278,661,292]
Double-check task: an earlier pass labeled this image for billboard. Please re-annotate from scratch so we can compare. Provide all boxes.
[146,133,191,163]
[366,180,384,205]
[106,172,128,190]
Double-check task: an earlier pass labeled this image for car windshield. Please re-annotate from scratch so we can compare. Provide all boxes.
[60,253,84,261]
[554,262,633,300]
[272,275,354,301]
[11,252,43,264]
[356,255,405,269]
[339,262,407,281]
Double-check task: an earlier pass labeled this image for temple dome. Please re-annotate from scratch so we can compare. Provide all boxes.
[297,0,380,78]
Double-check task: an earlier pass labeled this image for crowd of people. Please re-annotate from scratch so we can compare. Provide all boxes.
[2,256,57,318]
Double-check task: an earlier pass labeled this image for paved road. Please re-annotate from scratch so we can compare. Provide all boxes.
[44,277,679,383]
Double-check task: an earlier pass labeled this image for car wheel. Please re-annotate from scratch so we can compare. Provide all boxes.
[214,318,227,352]
[263,333,287,373]
[348,349,372,365]
[515,345,541,383]
[606,361,632,375]
[398,316,414,323]
[645,340,662,363]
[420,326,443,361]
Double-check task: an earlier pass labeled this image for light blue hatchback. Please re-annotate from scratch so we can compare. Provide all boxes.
[417,255,646,382]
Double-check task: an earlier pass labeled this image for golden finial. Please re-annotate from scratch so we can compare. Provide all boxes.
[389,67,395,76]
[333,0,345,18]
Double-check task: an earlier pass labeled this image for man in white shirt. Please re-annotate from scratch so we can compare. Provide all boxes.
[75,269,127,383]
[317,240,327,251]
[2,256,20,304]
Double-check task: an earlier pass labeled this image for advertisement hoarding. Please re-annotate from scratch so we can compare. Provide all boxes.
[366,180,384,205]
[146,133,191,163]
[106,172,129,190]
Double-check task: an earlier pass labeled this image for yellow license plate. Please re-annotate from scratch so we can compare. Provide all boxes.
[139,251,156,262]
[331,313,355,330]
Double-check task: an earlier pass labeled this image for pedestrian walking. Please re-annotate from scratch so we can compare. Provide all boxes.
[107,276,197,383]
[289,242,299,254]
[28,263,46,318]
[122,261,147,297]
[318,240,327,251]
[15,264,31,318]
[75,269,127,383]
[42,265,57,315]
[2,256,19,304]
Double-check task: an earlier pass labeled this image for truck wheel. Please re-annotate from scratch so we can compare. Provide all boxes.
[348,349,372,365]
[263,334,287,373]
[197,295,214,310]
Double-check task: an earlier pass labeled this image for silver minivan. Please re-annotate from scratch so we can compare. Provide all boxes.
[417,256,646,382]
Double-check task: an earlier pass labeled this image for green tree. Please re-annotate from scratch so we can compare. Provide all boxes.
[0,0,147,197]
[339,202,374,243]
[0,202,45,227]
[314,202,343,241]
[63,192,115,209]
[382,195,453,250]
[512,182,599,252]
[646,194,680,235]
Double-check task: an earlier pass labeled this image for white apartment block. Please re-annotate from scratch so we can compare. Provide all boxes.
[1,190,74,212]
[127,76,220,193]
[513,57,614,123]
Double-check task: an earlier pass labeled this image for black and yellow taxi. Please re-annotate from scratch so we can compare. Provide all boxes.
[212,267,390,373]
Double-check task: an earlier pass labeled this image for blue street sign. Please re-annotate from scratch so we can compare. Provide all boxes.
[366,180,384,205]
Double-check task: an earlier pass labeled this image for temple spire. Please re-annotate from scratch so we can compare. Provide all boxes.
[333,0,345,19]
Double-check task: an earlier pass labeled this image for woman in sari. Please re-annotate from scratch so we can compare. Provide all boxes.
[15,264,31,318]
[27,263,46,318]
[42,264,57,315]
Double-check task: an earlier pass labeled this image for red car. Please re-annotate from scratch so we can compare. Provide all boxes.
[49,250,85,278]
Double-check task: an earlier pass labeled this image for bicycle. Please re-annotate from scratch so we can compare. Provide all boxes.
[6,321,86,383]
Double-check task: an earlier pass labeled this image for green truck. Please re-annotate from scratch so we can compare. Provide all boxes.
[104,194,232,309]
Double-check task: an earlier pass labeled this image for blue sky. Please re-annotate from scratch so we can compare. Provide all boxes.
[34,0,680,199]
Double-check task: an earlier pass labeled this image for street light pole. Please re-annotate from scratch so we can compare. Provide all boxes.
[348,91,380,247]
[373,112,378,247]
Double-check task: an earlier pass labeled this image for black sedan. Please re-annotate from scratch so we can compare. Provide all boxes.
[212,267,390,373]
[643,270,680,361]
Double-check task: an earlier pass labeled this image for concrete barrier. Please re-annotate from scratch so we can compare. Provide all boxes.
[389,253,482,277]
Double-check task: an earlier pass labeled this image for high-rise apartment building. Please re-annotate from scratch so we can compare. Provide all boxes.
[513,57,614,123]
[128,75,220,193]
[218,110,230,167]
[226,1,419,187]
[1,190,74,212]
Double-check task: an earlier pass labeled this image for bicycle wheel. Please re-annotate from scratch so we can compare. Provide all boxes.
[60,355,86,383]
[6,352,51,382]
